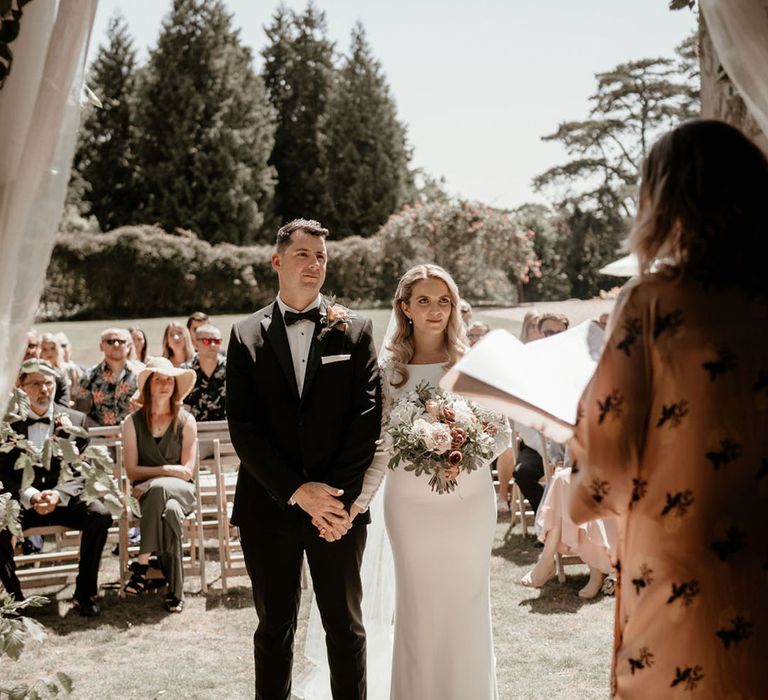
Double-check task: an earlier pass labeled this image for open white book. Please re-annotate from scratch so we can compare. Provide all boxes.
[440,321,605,443]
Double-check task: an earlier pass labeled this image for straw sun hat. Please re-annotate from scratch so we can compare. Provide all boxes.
[135,357,196,404]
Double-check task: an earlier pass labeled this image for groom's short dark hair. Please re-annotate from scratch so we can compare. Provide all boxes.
[276,219,329,252]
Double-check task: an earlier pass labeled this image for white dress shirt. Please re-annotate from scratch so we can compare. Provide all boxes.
[20,402,73,509]
[275,294,322,505]
[276,294,321,397]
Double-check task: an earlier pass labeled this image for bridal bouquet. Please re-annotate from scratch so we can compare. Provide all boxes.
[386,381,509,494]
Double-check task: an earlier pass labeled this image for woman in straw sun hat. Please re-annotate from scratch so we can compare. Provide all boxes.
[121,357,198,613]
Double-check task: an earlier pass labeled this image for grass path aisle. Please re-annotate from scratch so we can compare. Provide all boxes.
[2,523,612,699]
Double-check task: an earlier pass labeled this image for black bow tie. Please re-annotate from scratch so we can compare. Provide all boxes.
[27,416,51,426]
[284,308,321,326]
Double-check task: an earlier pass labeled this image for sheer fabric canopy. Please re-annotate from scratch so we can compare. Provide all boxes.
[700,0,768,142]
[0,1,97,412]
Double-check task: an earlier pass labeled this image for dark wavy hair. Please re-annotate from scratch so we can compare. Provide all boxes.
[629,119,768,294]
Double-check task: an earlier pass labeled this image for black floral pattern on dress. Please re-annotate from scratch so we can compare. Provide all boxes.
[710,526,746,561]
[628,647,655,675]
[667,580,700,606]
[653,308,684,340]
[657,401,689,429]
[705,438,741,471]
[597,390,624,424]
[756,458,768,480]
[715,615,753,649]
[670,665,704,691]
[701,347,737,381]
[630,478,647,506]
[589,478,610,503]
[661,489,694,517]
[631,564,653,595]
[616,317,642,356]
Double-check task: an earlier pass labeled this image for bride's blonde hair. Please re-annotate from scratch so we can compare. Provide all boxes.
[386,264,467,388]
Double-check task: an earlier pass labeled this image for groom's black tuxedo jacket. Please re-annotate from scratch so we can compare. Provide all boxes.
[225,299,381,527]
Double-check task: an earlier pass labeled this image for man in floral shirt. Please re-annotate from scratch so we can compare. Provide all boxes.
[73,328,138,426]
[182,323,226,421]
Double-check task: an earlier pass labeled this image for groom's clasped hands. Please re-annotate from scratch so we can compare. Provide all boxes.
[293,481,360,542]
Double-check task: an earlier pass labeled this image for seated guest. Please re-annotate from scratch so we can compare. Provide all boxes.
[186,311,209,352]
[513,314,570,512]
[162,321,194,367]
[520,464,617,598]
[182,323,226,422]
[24,330,41,361]
[459,299,472,328]
[519,309,542,343]
[0,360,112,615]
[39,332,70,405]
[55,332,82,389]
[537,312,569,337]
[74,328,138,426]
[129,326,149,364]
[121,358,197,613]
[467,321,490,347]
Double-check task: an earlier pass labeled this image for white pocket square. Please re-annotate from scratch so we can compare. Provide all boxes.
[321,354,351,365]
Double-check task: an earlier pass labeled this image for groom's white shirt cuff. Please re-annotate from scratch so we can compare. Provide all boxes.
[289,487,301,506]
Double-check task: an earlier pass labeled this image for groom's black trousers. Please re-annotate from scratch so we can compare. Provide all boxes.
[239,516,367,700]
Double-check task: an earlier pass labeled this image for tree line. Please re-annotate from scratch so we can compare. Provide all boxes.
[67,0,412,245]
[58,1,700,312]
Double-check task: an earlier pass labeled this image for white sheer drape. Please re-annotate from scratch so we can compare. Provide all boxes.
[700,0,768,140]
[0,0,97,413]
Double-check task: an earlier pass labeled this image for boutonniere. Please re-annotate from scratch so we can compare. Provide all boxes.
[318,296,351,341]
[53,412,88,439]
[54,413,73,431]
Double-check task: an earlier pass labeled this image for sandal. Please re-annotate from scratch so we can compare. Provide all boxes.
[124,562,149,595]
[164,595,184,613]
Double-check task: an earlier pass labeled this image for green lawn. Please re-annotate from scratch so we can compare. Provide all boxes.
[38,308,521,368]
[1,522,612,699]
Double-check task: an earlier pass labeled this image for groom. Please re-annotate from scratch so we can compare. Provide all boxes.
[226,218,382,699]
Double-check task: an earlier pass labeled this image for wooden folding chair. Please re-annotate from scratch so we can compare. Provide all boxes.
[12,525,81,592]
[537,432,583,583]
[502,431,536,535]
[210,438,247,593]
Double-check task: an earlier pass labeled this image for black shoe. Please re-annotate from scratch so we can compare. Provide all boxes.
[22,537,43,555]
[73,596,101,617]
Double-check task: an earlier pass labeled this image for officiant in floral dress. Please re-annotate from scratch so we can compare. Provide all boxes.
[569,120,768,698]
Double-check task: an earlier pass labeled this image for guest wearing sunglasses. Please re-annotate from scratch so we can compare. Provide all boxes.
[537,312,569,337]
[182,324,226,422]
[73,328,138,426]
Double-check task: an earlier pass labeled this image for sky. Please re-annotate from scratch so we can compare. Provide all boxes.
[86,1,697,210]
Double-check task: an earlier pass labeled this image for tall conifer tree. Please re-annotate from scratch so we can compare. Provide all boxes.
[71,13,139,230]
[324,24,411,237]
[136,0,275,244]
[262,4,334,227]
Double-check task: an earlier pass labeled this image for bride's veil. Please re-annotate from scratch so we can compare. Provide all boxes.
[293,311,397,700]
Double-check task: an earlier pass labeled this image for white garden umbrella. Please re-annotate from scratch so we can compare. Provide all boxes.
[598,253,639,278]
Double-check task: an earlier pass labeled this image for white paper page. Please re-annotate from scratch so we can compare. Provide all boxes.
[441,321,605,440]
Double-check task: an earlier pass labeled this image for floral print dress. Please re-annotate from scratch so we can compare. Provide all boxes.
[569,273,768,698]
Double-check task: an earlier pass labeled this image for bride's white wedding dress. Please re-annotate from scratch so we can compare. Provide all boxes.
[295,361,503,700]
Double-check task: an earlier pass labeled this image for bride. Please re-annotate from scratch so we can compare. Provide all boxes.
[295,264,509,699]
